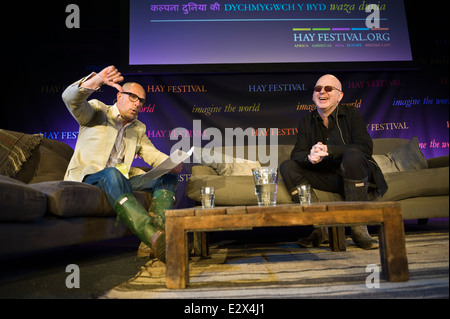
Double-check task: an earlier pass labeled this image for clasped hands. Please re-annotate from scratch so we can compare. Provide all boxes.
[308,142,329,164]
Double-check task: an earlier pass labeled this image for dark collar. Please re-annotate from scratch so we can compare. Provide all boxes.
[312,105,340,122]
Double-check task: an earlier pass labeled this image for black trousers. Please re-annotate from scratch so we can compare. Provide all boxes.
[280,148,373,197]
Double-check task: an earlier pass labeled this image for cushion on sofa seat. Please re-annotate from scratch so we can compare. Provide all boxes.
[28,181,115,217]
[193,147,261,176]
[377,166,449,201]
[220,158,261,176]
[28,181,152,218]
[0,175,47,222]
[186,174,292,205]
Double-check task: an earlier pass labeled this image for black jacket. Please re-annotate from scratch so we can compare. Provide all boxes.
[291,105,388,196]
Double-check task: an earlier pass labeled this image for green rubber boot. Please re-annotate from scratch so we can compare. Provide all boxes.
[147,189,176,230]
[137,190,176,260]
[114,193,166,262]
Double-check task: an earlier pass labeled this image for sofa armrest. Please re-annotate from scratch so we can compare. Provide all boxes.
[192,165,218,176]
[427,155,449,168]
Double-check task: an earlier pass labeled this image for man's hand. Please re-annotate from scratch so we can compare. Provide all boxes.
[308,142,329,164]
[169,163,183,174]
[81,66,124,92]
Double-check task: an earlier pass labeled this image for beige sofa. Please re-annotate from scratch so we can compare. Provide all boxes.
[0,130,151,256]
[186,138,449,221]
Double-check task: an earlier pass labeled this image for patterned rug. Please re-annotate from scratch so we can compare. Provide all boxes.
[101,231,449,299]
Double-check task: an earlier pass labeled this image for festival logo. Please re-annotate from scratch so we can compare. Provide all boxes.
[147,85,207,93]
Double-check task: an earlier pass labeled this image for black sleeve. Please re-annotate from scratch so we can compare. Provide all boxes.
[327,106,373,159]
[290,116,314,165]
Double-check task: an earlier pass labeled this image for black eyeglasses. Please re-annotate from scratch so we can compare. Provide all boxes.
[314,85,342,93]
[122,92,146,105]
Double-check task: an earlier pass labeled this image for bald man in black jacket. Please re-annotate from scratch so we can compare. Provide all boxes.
[280,74,387,249]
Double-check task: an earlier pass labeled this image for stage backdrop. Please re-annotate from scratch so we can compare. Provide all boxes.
[3,1,448,209]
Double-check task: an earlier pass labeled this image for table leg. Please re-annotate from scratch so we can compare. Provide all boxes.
[193,232,201,256]
[329,226,346,251]
[166,217,189,289]
[379,206,409,282]
[200,232,209,256]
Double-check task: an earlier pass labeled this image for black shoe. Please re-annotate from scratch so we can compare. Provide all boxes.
[350,226,378,250]
[297,227,329,248]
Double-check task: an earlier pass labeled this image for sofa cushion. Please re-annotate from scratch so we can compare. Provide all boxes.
[1,136,73,184]
[29,181,114,217]
[39,138,74,162]
[13,146,40,183]
[372,138,409,155]
[0,129,43,178]
[387,136,428,171]
[218,158,261,176]
[373,136,428,174]
[378,167,449,201]
[29,145,70,183]
[372,155,399,174]
[186,175,292,205]
[427,155,449,169]
[193,147,261,176]
[28,181,152,218]
[0,175,47,222]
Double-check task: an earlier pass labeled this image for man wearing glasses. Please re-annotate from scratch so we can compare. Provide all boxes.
[280,74,387,250]
[62,66,181,262]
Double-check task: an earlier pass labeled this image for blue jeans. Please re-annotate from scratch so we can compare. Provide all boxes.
[83,167,178,207]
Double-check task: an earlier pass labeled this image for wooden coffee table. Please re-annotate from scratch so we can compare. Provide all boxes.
[165,202,409,289]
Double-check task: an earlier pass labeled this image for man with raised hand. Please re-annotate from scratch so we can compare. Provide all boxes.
[62,66,182,262]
